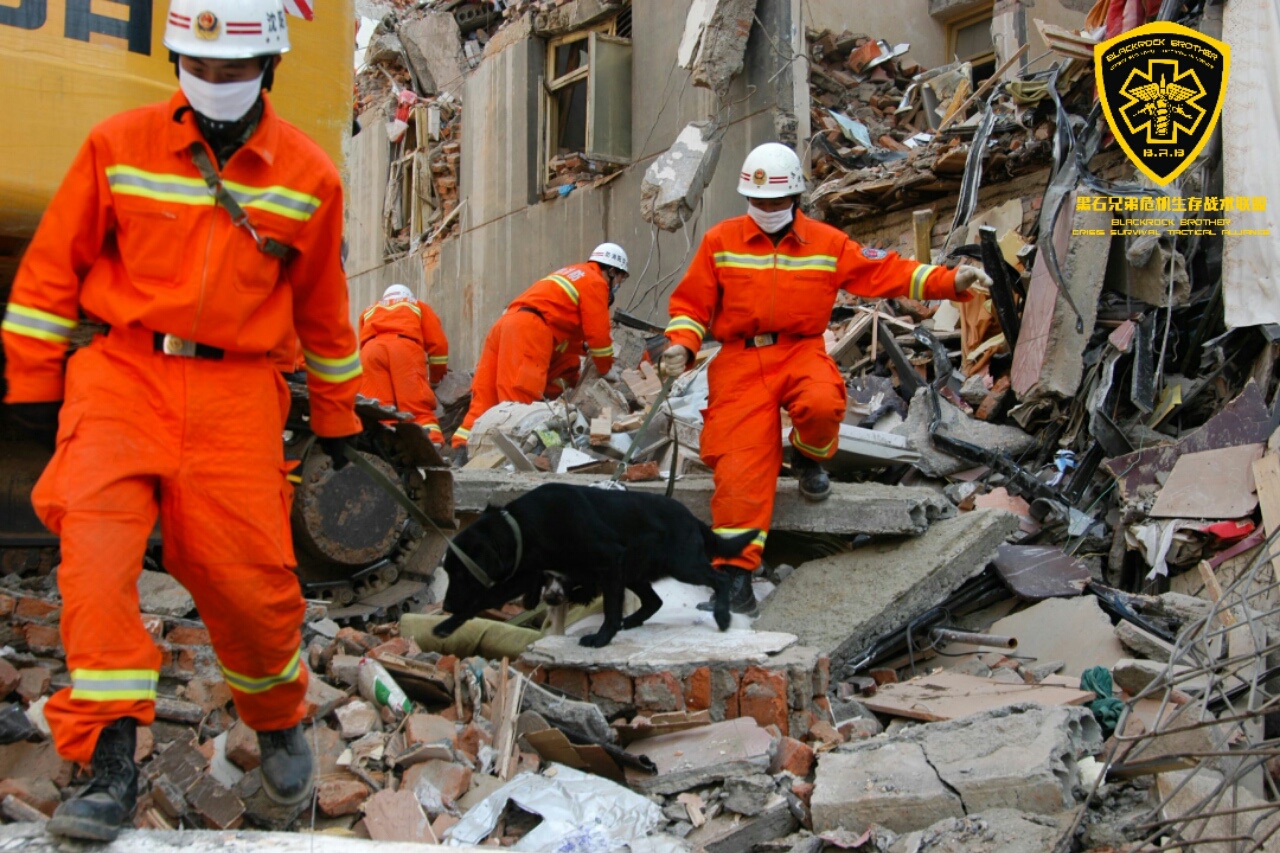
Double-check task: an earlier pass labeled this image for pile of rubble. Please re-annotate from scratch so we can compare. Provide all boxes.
[807,28,1082,229]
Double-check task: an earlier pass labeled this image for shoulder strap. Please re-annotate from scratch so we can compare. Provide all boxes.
[188,142,295,261]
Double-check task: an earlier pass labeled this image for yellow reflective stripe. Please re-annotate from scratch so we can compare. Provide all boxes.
[791,432,835,458]
[713,527,768,548]
[588,345,613,357]
[910,264,937,301]
[428,355,449,364]
[2,303,78,344]
[713,251,775,270]
[664,315,706,340]
[222,179,321,221]
[70,668,159,702]
[303,347,362,383]
[220,648,301,695]
[454,427,471,440]
[546,274,580,305]
[370,301,422,317]
[554,340,570,353]
[776,253,838,272]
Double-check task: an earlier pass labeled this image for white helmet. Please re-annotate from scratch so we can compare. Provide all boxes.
[164,0,291,59]
[737,143,805,199]
[589,242,629,274]
[382,284,413,302]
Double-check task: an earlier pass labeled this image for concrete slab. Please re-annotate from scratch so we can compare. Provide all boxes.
[398,12,467,98]
[679,0,758,94]
[754,510,1020,672]
[450,470,955,535]
[623,717,774,795]
[0,822,475,851]
[987,595,1128,678]
[893,390,1037,478]
[811,742,965,834]
[641,121,721,231]
[1157,769,1280,852]
[888,809,1073,853]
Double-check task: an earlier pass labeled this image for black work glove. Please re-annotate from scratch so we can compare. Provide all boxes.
[7,401,61,448]
[317,433,359,471]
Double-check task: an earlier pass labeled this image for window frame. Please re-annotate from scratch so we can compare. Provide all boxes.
[946,4,996,86]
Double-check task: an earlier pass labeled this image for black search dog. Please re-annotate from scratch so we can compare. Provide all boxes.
[433,483,757,647]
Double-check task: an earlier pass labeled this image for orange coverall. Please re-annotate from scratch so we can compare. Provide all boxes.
[665,210,969,571]
[1,91,363,764]
[358,295,449,443]
[452,263,613,447]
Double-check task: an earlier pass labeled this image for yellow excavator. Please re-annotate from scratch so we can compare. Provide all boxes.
[1,1,448,622]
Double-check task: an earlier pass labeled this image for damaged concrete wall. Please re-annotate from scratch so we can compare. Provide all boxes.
[350,0,809,364]
[805,0,947,69]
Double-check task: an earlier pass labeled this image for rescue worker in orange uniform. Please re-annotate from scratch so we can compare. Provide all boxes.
[660,143,991,615]
[0,0,363,840]
[450,243,628,464]
[358,283,449,444]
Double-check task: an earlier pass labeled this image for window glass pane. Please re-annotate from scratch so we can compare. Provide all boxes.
[955,19,992,61]
[554,79,588,153]
[554,38,588,81]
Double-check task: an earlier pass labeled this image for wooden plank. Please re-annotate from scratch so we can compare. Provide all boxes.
[860,670,1094,722]
[912,209,934,262]
[589,407,613,446]
[1253,452,1280,581]
[1196,560,1237,628]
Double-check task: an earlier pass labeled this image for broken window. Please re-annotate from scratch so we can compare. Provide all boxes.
[947,6,996,86]
[541,12,632,196]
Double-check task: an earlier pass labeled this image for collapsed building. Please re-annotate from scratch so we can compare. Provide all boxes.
[2,0,1279,850]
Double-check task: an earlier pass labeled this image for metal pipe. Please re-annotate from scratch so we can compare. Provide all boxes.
[930,627,1018,649]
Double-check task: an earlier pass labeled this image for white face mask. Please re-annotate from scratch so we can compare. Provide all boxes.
[747,203,794,234]
[179,66,264,122]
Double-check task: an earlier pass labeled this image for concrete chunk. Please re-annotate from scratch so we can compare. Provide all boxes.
[812,742,964,834]
[641,122,721,232]
[623,718,773,794]
[397,12,466,97]
[451,470,954,537]
[888,809,1072,853]
[988,596,1128,678]
[1114,620,1176,663]
[138,570,194,618]
[679,0,758,95]
[893,390,1037,478]
[755,511,1020,672]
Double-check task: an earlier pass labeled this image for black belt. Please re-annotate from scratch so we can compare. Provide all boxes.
[517,306,546,321]
[152,332,225,360]
[743,333,779,349]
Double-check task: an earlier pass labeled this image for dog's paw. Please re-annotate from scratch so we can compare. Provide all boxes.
[578,631,615,648]
[621,614,646,629]
[713,605,730,631]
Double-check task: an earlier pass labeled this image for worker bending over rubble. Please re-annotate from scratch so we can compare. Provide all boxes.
[659,142,992,615]
[358,283,450,444]
[1,0,363,840]
[451,243,629,465]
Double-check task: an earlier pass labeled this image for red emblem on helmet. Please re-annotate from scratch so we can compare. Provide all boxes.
[195,11,220,39]
[751,168,767,186]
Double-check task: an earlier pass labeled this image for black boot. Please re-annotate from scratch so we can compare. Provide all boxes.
[257,723,314,806]
[47,718,138,842]
[697,568,759,617]
[792,452,831,502]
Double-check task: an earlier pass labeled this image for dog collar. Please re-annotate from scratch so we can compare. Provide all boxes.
[500,510,523,572]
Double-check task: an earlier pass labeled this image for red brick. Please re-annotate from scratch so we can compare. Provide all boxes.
[436,654,458,674]
[739,667,789,736]
[684,667,711,711]
[186,775,245,829]
[527,667,547,684]
[225,720,260,770]
[590,670,633,704]
[142,614,165,639]
[20,623,60,655]
[0,657,19,696]
[812,657,830,697]
[16,667,50,703]
[0,776,60,815]
[317,776,370,817]
[0,741,74,788]
[402,760,471,811]
[868,668,898,685]
[0,593,15,618]
[173,647,198,675]
[166,625,211,646]
[456,723,491,763]
[135,726,156,763]
[404,714,457,751]
[335,627,377,654]
[546,668,589,700]
[813,696,832,716]
[368,636,417,660]
[14,597,59,621]
[809,720,842,747]
[184,677,233,715]
[634,672,684,712]
[770,736,815,777]
[791,781,814,807]
[790,710,816,741]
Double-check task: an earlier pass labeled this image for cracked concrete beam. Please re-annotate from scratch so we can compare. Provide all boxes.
[641,122,722,232]
[678,0,759,95]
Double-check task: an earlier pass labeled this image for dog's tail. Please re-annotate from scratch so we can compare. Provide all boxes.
[704,527,760,559]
